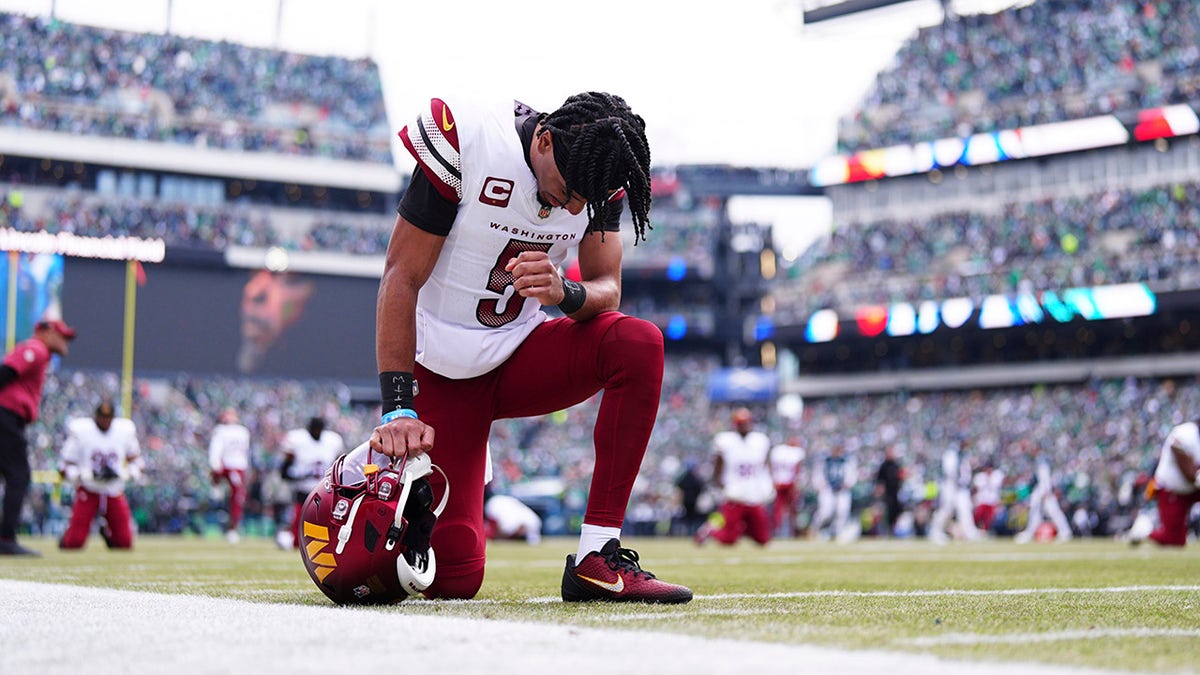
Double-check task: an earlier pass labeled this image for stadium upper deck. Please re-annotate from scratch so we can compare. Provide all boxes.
[0,11,392,164]
[837,0,1200,153]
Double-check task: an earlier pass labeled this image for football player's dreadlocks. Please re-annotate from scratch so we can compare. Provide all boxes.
[539,92,653,243]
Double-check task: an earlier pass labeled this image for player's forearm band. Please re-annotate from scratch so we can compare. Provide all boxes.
[558,277,587,314]
[381,408,418,424]
[380,371,417,414]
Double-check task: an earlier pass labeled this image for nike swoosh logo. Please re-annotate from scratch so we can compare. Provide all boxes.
[577,573,624,593]
[441,107,455,132]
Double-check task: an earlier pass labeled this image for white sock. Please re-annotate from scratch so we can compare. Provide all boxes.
[575,524,621,566]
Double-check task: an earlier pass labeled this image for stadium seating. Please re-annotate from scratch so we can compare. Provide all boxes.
[773,180,1200,322]
[838,0,1200,152]
[0,12,391,162]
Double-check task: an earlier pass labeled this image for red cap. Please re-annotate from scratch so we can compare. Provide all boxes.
[36,319,77,340]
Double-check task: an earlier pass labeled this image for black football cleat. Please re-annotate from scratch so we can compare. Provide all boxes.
[0,539,41,556]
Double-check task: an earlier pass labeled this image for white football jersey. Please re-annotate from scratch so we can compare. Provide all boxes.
[972,470,1005,506]
[209,423,252,472]
[400,96,593,379]
[769,443,805,485]
[713,430,775,505]
[1030,457,1054,498]
[61,417,141,497]
[484,494,542,539]
[1154,422,1200,494]
[283,428,345,492]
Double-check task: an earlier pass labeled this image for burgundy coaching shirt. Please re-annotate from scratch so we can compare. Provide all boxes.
[0,338,52,423]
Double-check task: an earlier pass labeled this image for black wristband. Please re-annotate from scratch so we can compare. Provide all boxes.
[379,371,417,414]
[558,277,587,314]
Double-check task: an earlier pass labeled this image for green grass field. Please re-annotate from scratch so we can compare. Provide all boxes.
[2,535,1197,673]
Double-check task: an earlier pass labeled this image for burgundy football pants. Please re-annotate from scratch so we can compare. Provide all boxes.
[216,468,247,531]
[711,501,772,546]
[1149,488,1200,547]
[60,486,134,549]
[415,312,664,599]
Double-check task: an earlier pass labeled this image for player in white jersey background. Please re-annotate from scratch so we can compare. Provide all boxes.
[208,408,252,544]
[927,444,981,544]
[768,434,805,538]
[971,459,1005,535]
[1130,419,1200,547]
[279,416,343,549]
[365,92,691,604]
[483,486,543,545]
[58,401,142,550]
[696,408,776,546]
[1014,448,1073,543]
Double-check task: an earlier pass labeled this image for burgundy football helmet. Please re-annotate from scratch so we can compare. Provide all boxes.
[299,442,448,605]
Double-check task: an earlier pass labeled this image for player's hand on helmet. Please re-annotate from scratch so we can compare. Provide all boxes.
[505,251,564,306]
[370,417,435,460]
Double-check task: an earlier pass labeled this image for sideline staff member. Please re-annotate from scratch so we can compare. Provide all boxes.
[0,318,75,556]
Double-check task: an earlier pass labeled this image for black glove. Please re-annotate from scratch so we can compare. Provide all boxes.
[96,463,120,481]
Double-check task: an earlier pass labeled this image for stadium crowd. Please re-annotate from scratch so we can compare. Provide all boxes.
[0,12,391,162]
[773,181,1200,323]
[838,0,1200,152]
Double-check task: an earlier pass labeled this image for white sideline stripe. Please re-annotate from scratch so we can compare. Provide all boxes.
[697,585,1200,600]
[486,551,1144,569]
[906,628,1200,646]
[522,585,1200,604]
[0,580,1117,675]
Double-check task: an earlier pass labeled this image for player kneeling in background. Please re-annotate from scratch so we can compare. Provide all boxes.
[1129,419,1200,547]
[696,408,775,546]
[484,486,543,545]
[58,401,143,550]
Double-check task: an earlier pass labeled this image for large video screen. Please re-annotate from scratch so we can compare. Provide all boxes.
[62,258,379,382]
[0,252,65,347]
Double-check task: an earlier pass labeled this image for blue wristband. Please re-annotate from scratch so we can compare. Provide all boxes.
[381,408,419,424]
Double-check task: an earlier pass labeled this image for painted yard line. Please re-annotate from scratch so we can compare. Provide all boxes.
[517,585,1200,604]
[484,550,1149,569]
[696,585,1200,600]
[681,551,1157,565]
[906,628,1200,646]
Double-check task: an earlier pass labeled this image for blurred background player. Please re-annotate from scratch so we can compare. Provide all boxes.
[483,486,543,545]
[971,459,1005,536]
[873,443,904,538]
[1014,448,1073,543]
[1129,418,1200,547]
[768,433,805,538]
[927,443,981,544]
[0,318,75,556]
[58,401,142,550]
[696,408,775,546]
[672,459,708,536]
[208,408,252,544]
[810,441,858,541]
[278,416,343,549]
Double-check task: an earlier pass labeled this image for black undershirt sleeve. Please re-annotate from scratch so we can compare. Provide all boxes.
[0,365,16,389]
[396,168,458,236]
